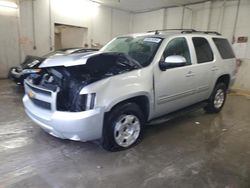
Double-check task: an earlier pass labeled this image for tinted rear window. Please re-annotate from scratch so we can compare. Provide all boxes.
[213,38,235,59]
[192,37,214,63]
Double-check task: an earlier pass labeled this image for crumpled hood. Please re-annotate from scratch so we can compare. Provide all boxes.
[39,51,100,68]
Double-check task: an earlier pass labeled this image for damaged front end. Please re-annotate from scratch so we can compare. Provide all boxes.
[25,52,141,112]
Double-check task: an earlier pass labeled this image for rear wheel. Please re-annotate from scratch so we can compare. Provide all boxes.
[102,103,145,152]
[204,82,227,113]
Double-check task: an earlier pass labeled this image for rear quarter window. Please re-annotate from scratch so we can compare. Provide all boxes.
[212,38,235,59]
[192,37,214,64]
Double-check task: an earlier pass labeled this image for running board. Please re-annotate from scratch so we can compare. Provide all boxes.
[147,101,207,125]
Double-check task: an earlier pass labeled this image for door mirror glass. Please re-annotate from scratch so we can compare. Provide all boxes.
[159,55,187,71]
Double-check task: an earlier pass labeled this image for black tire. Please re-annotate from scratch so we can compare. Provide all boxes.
[204,82,227,113]
[102,103,145,152]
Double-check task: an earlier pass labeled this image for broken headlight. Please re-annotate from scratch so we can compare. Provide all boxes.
[85,93,96,111]
[70,93,96,112]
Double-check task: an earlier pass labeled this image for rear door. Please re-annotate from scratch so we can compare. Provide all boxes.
[190,37,217,101]
[212,37,237,86]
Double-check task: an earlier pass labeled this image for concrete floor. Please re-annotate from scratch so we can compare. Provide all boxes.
[0,79,250,188]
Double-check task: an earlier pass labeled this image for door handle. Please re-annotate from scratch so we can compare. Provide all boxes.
[186,71,195,77]
[211,66,219,71]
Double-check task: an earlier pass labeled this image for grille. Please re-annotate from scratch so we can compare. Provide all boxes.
[27,83,51,96]
[30,97,51,110]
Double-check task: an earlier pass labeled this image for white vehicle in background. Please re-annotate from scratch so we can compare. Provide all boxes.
[23,29,237,151]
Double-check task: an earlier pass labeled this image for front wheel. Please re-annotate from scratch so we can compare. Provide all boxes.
[204,82,227,113]
[102,103,145,152]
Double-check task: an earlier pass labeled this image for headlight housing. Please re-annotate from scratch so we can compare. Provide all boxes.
[85,93,96,111]
[57,92,96,112]
[77,93,96,111]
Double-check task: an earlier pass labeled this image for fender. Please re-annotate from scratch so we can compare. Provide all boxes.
[105,91,152,113]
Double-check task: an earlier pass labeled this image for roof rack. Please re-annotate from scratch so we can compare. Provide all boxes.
[202,31,221,35]
[182,30,221,35]
[147,29,221,36]
[147,29,197,35]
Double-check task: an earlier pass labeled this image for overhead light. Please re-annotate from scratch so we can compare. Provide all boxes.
[91,0,120,3]
[0,0,18,9]
[53,0,100,18]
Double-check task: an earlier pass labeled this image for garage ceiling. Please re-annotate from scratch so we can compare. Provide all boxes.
[91,0,211,12]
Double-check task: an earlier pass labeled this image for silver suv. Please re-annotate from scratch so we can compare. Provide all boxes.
[23,29,237,151]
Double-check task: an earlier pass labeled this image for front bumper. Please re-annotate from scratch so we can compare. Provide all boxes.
[23,94,104,142]
[11,68,22,78]
[10,68,25,84]
[11,68,41,84]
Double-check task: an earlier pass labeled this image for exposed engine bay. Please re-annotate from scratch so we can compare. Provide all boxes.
[27,52,141,112]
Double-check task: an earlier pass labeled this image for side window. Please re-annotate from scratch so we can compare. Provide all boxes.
[213,38,235,59]
[192,37,214,63]
[162,37,191,65]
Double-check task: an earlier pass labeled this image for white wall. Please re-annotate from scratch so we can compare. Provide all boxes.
[91,6,112,46]
[182,8,192,29]
[233,61,250,91]
[57,26,88,48]
[235,0,250,58]
[131,0,250,51]
[19,0,51,57]
[19,0,132,57]
[91,8,132,46]
[0,6,20,78]
[132,9,164,33]
[165,7,184,29]
[112,9,131,38]
[52,0,91,28]
[189,1,212,31]
[231,0,250,91]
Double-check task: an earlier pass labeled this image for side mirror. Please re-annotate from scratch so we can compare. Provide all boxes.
[159,55,187,71]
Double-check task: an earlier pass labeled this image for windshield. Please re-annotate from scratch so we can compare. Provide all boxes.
[101,36,163,67]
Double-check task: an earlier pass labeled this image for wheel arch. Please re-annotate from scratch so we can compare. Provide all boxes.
[105,94,151,121]
[215,74,231,89]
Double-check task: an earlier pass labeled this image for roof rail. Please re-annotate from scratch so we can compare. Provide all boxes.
[147,29,197,35]
[203,31,221,35]
[147,29,221,36]
[182,30,221,35]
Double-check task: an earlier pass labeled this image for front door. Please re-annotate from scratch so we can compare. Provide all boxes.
[154,37,197,117]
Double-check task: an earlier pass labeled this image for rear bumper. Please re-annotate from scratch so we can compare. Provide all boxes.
[23,95,104,141]
[229,75,237,88]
